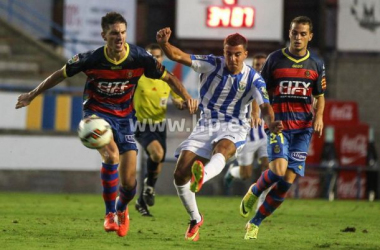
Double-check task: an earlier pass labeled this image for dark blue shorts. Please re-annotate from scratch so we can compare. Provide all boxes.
[84,110,137,154]
[267,128,313,176]
[134,122,167,162]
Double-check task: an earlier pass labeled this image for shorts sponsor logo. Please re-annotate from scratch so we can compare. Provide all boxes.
[291,152,307,161]
[224,134,236,140]
[125,135,135,143]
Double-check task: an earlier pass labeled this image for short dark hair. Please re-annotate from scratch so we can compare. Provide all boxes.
[224,33,248,50]
[253,53,267,60]
[101,12,127,31]
[145,43,163,55]
[290,16,313,33]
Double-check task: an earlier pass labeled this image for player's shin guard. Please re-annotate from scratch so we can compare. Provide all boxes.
[252,169,282,196]
[116,181,137,212]
[250,179,292,226]
[101,163,119,214]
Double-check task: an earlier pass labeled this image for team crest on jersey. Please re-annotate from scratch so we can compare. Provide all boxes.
[260,87,269,100]
[305,70,311,77]
[126,71,133,79]
[238,81,247,91]
[68,54,79,64]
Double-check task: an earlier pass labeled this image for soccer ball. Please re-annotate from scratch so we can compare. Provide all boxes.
[78,117,112,149]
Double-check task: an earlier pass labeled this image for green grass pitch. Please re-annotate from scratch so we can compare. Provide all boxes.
[0,192,379,249]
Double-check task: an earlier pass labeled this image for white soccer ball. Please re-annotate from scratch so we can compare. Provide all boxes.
[78,117,112,149]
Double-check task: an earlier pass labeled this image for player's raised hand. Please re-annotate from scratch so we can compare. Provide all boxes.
[182,98,198,115]
[15,93,33,109]
[268,120,283,134]
[156,27,172,44]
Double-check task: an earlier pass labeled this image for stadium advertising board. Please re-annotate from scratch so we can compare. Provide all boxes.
[63,0,136,58]
[338,0,380,52]
[176,0,283,41]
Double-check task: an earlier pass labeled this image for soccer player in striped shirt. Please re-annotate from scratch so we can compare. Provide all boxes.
[156,28,283,241]
[224,54,270,205]
[240,16,326,240]
[15,12,197,238]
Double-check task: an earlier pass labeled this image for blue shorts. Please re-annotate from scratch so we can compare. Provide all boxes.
[84,110,138,154]
[267,128,313,176]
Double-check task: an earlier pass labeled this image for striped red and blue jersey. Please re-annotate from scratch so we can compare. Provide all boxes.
[63,43,166,118]
[261,48,326,131]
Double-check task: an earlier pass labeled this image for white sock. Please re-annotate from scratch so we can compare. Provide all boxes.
[174,181,202,222]
[203,153,226,183]
[229,166,241,179]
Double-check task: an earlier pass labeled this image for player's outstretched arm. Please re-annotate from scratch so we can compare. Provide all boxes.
[260,103,283,134]
[156,27,192,67]
[162,72,198,114]
[313,95,325,138]
[15,67,66,109]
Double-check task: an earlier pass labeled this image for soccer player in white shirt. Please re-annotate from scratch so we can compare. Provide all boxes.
[156,28,283,241]
[224,54,270,210]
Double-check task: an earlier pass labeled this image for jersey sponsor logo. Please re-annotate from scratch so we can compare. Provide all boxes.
[194,55,208,60]
[68,54,79,64]
[290,152,307,161]
[279,80,310,95]
[97,81,130,95]
[111,66,122,70]
[125,135,135,143]
[292,64,303,68]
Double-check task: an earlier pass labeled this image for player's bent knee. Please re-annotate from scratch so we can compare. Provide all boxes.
[150,150,164,163]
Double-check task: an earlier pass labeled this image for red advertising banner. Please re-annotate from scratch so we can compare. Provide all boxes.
[288,170,321,198]
[334,124,369,167]
[324,100,359,126]
[337,171,366,199]
[306,132,325,164]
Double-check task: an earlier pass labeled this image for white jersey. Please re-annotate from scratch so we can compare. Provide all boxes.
[190,54,269,126]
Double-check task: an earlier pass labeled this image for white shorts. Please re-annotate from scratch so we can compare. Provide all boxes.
[236,138,268,166]
[175,120,249,160]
